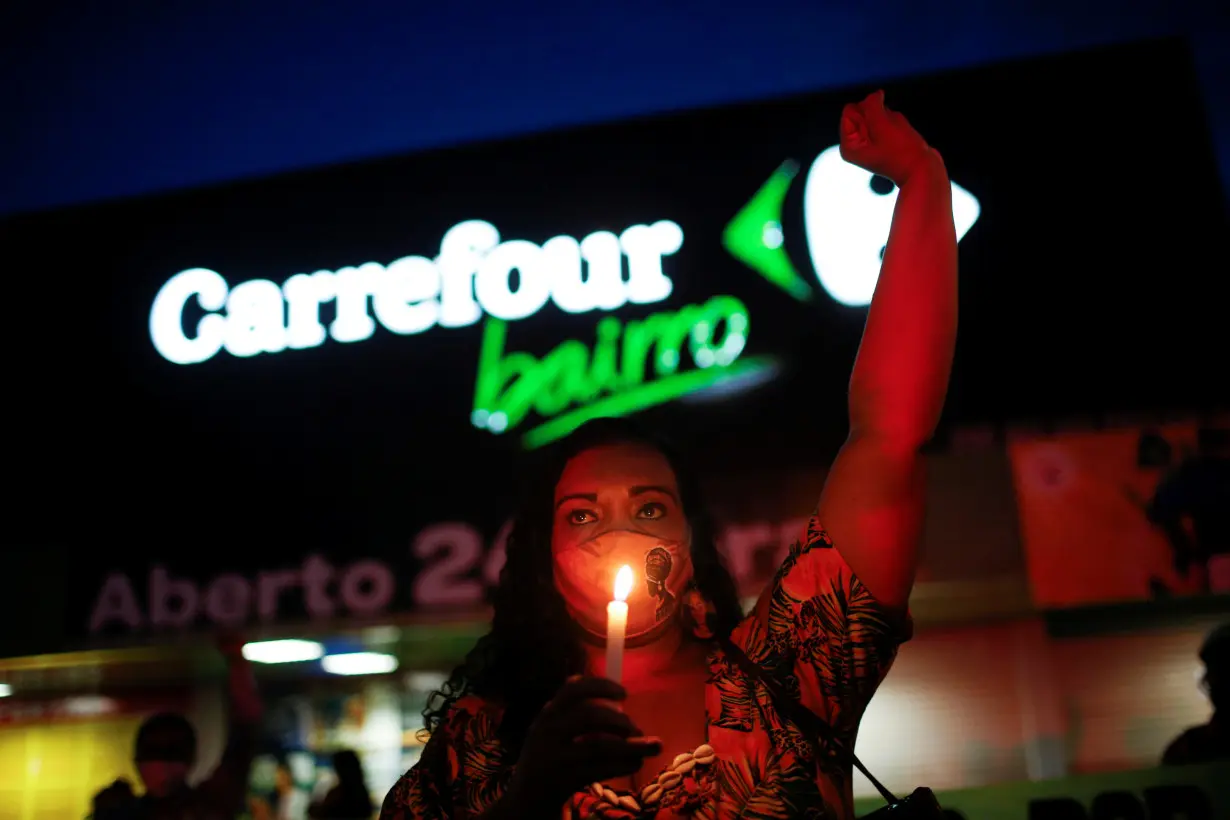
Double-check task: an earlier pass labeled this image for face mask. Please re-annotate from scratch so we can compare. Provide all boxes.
[554,528,693,641]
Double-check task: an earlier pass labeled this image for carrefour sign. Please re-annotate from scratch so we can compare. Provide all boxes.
[147,144,980,447]
[149,218,685,364]
[148,218,760,448]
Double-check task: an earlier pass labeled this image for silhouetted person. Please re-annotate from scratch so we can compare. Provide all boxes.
[308,750,373,819]
[90,635,262,819]
[1148,428,1230,593]
[1163,622,1230,765]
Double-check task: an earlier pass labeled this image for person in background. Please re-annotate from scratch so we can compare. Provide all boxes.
[308,750,374,819]
[273,758,311,820]
[90,633,263,819]
[1163,622,1230,765]
[251,759,311,820]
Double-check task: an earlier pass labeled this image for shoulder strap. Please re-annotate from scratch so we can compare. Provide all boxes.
[718,634,900,807]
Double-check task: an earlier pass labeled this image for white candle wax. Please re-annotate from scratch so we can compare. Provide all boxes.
[605,600,628,683]
[605,565,634,683]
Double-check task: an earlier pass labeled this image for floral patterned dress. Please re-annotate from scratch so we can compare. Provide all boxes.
[381,513,912,820]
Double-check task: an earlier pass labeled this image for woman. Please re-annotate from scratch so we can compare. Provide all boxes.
[381,91,958,819]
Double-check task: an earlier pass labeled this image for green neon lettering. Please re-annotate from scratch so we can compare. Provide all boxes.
[586,317,623,401]
[471,295,766,447]
[533,340,591,417]
[472,317,542,432]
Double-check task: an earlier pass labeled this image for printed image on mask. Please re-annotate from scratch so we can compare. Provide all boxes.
[644,546,675,621]
[554,529,693,642]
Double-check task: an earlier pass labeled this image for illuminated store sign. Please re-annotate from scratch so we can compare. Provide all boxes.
[148,215,773,447]
[147,145,979,447]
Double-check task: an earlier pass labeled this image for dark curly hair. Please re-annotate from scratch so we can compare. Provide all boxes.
[420,417,744,751]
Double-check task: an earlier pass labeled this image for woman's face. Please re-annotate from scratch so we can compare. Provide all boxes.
[552,443,693,640]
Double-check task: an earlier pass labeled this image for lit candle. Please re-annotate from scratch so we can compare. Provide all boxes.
[605,565,634,683]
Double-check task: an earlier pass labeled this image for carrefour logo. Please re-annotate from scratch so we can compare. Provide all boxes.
[143,141,981,449]
[723,145,981,307]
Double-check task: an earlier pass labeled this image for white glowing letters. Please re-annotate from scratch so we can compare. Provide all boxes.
[149,219,684,365]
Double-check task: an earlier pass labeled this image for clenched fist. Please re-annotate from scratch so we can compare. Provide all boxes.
[839,90,936,186]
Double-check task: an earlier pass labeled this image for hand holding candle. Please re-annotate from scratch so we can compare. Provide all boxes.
[605,565,634,683]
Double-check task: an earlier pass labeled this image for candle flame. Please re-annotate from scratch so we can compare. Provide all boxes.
[614,565,634,602]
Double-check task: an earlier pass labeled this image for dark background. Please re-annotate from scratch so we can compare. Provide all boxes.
[2,39,1226,634]
[4,2,1229,218]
